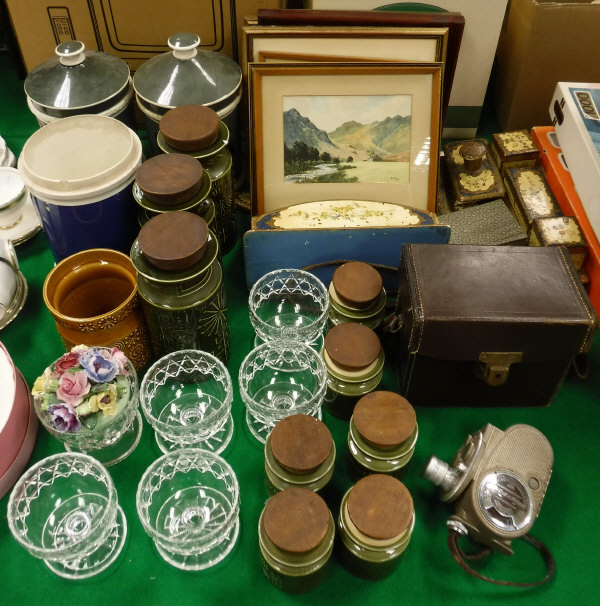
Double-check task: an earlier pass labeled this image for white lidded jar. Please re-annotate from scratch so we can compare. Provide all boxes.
[18,115,142,262]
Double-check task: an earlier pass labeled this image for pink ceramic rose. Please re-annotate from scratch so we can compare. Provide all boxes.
[56,370,91,406]
[109,347,129,375]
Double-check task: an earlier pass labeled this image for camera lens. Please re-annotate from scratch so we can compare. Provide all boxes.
[421,456,459,492]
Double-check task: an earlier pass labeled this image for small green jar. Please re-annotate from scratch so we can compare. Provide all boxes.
[322,323,384,420]
[338,474,415,580]
[328,261,387,330]
[158,104,236,255]
[348,391,418,480]
[259,487,335,593]
[132,152,213,224]
[131,211,230,364]
[264,414,335,496]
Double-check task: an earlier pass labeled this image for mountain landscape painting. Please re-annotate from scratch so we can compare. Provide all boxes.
[283,94,411,184]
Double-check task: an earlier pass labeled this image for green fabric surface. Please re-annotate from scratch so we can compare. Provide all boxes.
[1,52,599,605]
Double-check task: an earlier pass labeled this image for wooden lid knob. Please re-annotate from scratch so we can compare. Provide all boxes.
[332,262,382,308]
[347,474,413,541]
[459,140,486,173]
[137,211,209,271]
[324,323,381,371]
[353,391,416,448]
[159,104,220,151]
[135,153,204,205]
[263,487,330,553]
[270,414,333,474]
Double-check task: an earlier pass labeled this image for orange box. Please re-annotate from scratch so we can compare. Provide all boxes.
[531,126,600,315]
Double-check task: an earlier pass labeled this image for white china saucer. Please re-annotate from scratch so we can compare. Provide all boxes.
[0,193,43,245]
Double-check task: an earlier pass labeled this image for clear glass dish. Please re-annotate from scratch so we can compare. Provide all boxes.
[248,269,329,345]
[238,340,327,443]
[7,452,126,579]
[136,448,240,571]
[139,349,233,454]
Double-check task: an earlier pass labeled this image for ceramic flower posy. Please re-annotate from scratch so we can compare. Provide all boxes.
[32,345,131,433]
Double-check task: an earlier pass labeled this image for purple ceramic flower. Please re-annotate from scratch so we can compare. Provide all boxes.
[48,403,82,433]
[79,347,119,383]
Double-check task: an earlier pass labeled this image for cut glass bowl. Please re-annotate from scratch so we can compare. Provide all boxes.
[248,269,329,346]
[139,349,234,454]
[136,448,240,570]
[238,339,327,443]
[7,452,126,579]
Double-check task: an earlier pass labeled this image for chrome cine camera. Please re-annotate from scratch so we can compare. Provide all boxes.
[422,423,553,556]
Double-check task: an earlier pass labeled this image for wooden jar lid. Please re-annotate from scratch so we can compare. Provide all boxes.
[135,153,204,206]
[137,211,209,271]
[159,104,220,151]
[270,414,333,474]
[459,140,486,173]
[347,474,413,541]
[324,323,381,371]
[263,487,330,553]
[353,391,416,448]
[332,262,382,308]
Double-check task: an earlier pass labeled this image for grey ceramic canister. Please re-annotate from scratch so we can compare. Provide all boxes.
[132,32,243,175]
[24,41,134,128]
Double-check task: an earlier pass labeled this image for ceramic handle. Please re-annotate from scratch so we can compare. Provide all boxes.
[169,33,200,60]
[56,41,86,66]
[0,238,17,268]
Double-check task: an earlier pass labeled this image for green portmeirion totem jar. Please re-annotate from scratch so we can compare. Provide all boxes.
[130,210,230,365]
[132,152,215,231]
[328,261,387,331]
[264,414,335,496]
[259,487,335,593]
[158,104,236,255]
[347,391,418,481]
[338,474,415,580]
[322,322,384,420]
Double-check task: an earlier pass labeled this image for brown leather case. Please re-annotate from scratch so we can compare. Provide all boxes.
[394,244,597,407]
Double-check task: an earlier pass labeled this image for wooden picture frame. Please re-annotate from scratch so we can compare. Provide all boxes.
[242,24,448,78]
[253,9,464,124]
[249,62,443,215]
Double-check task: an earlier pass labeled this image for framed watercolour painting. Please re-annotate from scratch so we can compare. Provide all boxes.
[248,62,443,215]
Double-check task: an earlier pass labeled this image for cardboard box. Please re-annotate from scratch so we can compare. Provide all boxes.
[494,0,600,132]
[307,0,508,139]
[531,125,600,315]
[4,0,281,73]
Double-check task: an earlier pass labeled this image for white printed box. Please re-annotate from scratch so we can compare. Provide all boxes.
[550,83,600,242]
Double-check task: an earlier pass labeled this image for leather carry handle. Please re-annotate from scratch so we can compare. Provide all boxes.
[447,530,556,587]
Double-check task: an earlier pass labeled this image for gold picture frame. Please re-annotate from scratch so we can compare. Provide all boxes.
[249,62,443,215]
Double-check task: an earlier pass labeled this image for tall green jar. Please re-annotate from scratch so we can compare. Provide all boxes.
[158,104,236,255]
[130,211,230,365]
